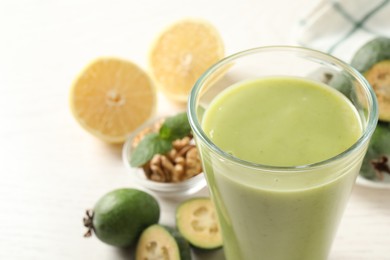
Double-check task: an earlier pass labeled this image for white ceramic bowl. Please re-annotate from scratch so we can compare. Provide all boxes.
[122,117,207,197]
[356,174,390,189]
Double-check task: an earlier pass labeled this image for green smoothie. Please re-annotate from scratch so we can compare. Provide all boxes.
[200,77,363,260]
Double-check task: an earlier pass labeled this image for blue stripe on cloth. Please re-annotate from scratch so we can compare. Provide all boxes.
[332,1,356,24]
[327,0,389,54]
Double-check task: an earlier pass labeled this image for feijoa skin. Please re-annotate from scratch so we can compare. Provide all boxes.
[351,37,390,73]
[84,188,160,247]
[360,122,390,180]
[328,72,353,98]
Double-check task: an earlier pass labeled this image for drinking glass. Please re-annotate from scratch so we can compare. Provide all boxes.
[187,46,378,260]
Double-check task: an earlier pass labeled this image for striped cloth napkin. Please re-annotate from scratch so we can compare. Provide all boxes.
[294,0,390,62]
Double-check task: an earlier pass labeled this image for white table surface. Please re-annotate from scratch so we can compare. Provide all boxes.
[1,1,389,259]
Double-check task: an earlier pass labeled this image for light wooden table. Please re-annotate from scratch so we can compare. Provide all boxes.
[1,1,389,259]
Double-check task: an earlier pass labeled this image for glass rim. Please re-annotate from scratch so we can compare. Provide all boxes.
[187,45,378,172]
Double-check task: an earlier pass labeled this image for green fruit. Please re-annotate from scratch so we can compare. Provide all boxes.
[350,37,390,122]
[307,68,353,99]
[360,122,390,180]
[176,197,223,250]
[328,72,353,98]
[83,188,160,247]
[351,37,390,73]
[135,224,192,260]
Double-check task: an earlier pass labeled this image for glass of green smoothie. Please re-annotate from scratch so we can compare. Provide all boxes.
[187,46,378,260]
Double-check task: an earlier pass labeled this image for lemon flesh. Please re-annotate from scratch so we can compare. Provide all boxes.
[149,19,224,103]
[70,57,156,143]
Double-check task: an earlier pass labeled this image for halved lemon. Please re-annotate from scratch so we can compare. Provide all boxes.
[149,18,224,103]
[70,58,157,143]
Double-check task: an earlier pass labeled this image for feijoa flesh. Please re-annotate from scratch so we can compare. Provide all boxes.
[351,37,390,122]
[83,188,160,247]
[176,197,223,250]
[364,60,390,121]
[135,224,192,260]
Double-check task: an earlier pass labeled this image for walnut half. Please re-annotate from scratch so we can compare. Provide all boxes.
[142,136,203,183]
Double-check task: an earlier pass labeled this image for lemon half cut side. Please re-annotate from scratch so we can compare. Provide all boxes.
[149,18,225,103]
[70,57,157,143]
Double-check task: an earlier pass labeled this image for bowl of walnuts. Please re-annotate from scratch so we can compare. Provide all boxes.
[122,113,207,197]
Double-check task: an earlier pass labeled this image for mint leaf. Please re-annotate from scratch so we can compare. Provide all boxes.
[130,133,172,167]
[130,112,193,168]
[159,112,192,141]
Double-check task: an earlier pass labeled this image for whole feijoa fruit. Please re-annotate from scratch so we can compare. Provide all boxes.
[83,188,160,247]
[360,122,390,180]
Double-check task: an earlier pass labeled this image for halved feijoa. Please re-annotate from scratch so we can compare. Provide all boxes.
[135,224,192,260]
[350,37,390,122]
[176,197,223,250]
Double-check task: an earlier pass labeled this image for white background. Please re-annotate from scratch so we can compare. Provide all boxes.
[1,0,389,259]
